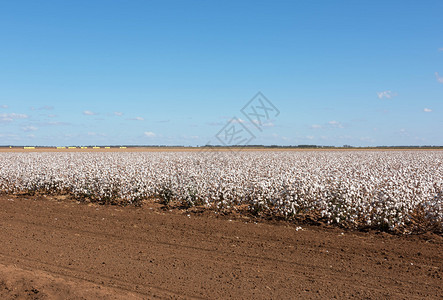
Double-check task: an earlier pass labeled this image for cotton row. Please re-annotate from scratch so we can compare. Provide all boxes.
[0,151,441,232]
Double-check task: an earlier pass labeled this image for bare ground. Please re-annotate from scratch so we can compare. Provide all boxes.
[0,194,441,299]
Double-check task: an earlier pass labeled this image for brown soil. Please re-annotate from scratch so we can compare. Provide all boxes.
[0,195,441,299]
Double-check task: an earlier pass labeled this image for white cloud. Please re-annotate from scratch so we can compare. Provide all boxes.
[306,135,314,140]
[83,110,96,116]
[0,113,29,122]
[435,72,443,83]
[2,113,28,119]
[114,112,123,116]
[45,121,69,126]
[128,116,144,121]
[233,118,246,124]
[377,90,397,99]
[1,105,8,109]
[22,126,38,132]
[144,131,156,137]
[328,120,344,128]
[439,48,443,51]
[424,108,432,112]
[310,121,344,129]
[31,105,53,111]
[399,128,409,137]
[250,119,275,127]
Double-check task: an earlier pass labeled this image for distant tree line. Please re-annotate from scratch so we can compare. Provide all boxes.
[1,145,443,149]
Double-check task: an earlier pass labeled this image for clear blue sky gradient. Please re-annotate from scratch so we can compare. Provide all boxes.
[1,0,442,146]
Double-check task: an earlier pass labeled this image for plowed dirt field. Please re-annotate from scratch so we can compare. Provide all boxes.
[0,195,441,299]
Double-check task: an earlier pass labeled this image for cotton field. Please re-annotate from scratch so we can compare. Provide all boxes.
[0,151,442,233]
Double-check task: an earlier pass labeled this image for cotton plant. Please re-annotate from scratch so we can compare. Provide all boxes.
[0,150,441,233]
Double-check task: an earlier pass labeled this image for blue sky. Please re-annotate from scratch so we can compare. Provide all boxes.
[0,0,442,146]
